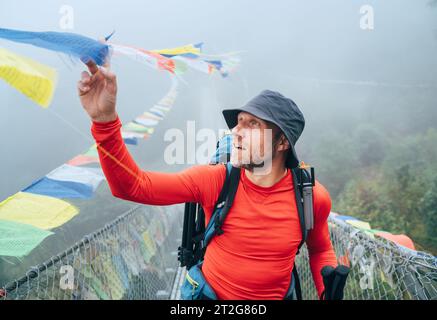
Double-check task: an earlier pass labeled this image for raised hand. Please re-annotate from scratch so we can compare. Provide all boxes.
[78,59,118,123]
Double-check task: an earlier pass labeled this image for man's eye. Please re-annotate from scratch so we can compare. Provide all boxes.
[250,121,259,126]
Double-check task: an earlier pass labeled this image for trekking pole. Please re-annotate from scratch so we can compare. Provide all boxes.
[320,265,350,300]
[320,266,336,300]
[178,203,196,267]
[331,265,350,300]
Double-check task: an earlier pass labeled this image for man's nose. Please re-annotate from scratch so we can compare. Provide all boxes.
[231,124,244,137]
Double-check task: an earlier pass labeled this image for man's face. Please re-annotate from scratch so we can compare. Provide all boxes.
[230,111,275,172]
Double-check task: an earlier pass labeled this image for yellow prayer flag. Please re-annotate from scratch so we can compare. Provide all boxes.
[0,47,57,108]
[0,192,79,230]
[152,43,201,56]
[346,220,375,239]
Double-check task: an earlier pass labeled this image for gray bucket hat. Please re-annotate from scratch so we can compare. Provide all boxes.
[222,90,305,168]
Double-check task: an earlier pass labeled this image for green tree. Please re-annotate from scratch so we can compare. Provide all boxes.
[418,175,437,249]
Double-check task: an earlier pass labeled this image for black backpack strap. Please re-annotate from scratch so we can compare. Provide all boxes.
[292,167,308,251]
[179,163,238,268]
[213,164,240,236]
[285,166,314,300]
[215,162,235,213]
[203,163,240,247]
[292,264,303,300]
[285,168,306,300]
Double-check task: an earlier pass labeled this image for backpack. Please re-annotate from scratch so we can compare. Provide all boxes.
[178,133,315,300]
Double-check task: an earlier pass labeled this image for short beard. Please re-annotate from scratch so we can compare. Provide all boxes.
[239,148,280,173]
[241,161,265,171]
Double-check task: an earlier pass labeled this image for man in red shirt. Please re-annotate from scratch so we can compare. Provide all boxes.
[77,60,337,300]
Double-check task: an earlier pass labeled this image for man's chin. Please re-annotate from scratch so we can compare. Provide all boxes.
[230,158,266,170]
[229,158,242,168]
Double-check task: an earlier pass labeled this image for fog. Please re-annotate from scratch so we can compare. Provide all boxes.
[1,0,437,200]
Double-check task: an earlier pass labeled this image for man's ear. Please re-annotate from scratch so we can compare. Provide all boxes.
[277,135,290,152]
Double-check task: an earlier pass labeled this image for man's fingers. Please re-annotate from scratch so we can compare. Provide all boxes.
[85,60,99,75]
[100,66,116,84]
[81,71,91,83]
[77,81,90,94]
[77,80,90,96]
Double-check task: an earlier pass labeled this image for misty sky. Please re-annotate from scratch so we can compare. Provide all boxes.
[1,0,437,200]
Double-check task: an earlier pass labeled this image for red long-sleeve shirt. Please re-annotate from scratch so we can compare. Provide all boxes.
[91,116,338,299]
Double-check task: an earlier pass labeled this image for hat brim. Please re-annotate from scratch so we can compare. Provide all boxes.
[222,108,300,168]
[222,108,241,129]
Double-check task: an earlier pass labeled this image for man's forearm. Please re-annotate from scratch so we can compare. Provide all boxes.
[91,116,144,201]
[90,116,221,206]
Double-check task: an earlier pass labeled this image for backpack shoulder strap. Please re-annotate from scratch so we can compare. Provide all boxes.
[216,162,235,208]
[286,166,314,300]
[193,162,233,241]
[291,167,313,252]
[203,162,240,247]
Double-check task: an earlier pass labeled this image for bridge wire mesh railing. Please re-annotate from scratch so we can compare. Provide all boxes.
[1,204,184,300]
[295,213,437,300]
[2,208,436,300]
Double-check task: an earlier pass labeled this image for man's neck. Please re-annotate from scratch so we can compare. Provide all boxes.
[244,163,288,188]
